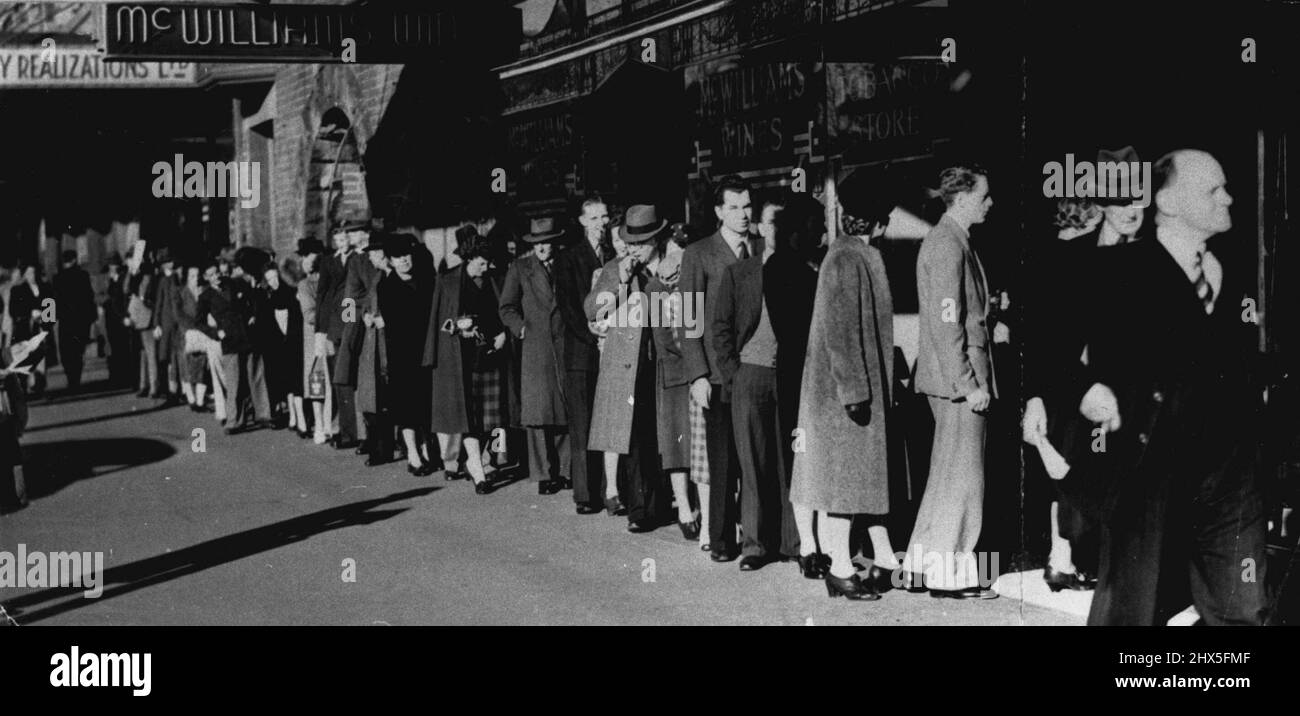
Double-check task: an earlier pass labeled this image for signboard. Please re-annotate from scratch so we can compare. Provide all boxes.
[103,2,520,64]
[0,48,195,88]
[825,61,954,163]
[507,107,579,205]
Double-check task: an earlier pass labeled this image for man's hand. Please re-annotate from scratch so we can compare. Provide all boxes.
[122,317,132,327]
[965,386,991,413]
[493,332,506,351]
[1080,383,1121,432]
[362,313,374,328]
[845,400,871,426]
[689,377,712,410]
[1022,397,1048,445]
[373,315,385,330]
[617,256,638,284]
[519,326,526,340]
[217,329,227,340]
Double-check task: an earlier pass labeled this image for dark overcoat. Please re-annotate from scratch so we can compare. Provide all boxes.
[423,267,505,434]
[499,254,567,426]
[789,234,895,514]
[335,253,377,387]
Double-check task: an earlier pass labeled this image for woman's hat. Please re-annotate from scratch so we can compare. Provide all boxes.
[366,233,388,254]
[384,233,420,258]
[620,205,668,244]
[296,237,326,256]
[523,216,565,244]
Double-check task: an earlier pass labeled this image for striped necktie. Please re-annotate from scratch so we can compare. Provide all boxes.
[1192,249,1214,314]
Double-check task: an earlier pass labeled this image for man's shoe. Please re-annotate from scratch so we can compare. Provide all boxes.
[709,548,738,563]
[1044,566,1095,592]
[332,438,359,450]
[575,503,602,515]
[627,519,656,533]
[538,480,562,495]
[738,555,768,572]
[474,479,493,495]
[354,443,370,456]
[929,586,999,600]
[604,496,626,516]
[864,564,897,593]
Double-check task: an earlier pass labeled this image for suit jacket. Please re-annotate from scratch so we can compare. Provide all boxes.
[195,278,251,355]
[334,253,379,386]
[679,231,763,393]
[314,250,350,342]
[553,236,612,372]
[150,270,183,339]
[711,255,765,388]
[499,254,567,426]
[914,214,996,400]
[53,266,96,336]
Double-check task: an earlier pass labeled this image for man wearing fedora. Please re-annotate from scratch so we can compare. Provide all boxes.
[681,176,763,562]
[500,217,574,496]
[53,249,96,393]
[554,197,618,512]
[315,220,366,449]
[102,253,133,388]
[151,248,185,406]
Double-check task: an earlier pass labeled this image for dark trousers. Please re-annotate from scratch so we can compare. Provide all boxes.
[565,368,602,506]
[327,347,358,443]
[1088,443,1269,626]
[527,426,569,481]
[624,352,666,524]
[704,385,742,552]
[59,329,87,390]
[731,364,799,558]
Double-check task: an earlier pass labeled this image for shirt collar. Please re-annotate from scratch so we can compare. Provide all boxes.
[720,230,748,256]
[940,213,969,243]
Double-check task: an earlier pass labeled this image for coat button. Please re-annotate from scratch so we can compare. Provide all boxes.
[624,363,632,369]
[1152,390,1164,403]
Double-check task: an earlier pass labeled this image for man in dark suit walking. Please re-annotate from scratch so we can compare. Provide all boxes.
[52,250,96,393]
[553,198,617,512]
[712,195,801,571]
[905,165,999,599]
[681,175,763,562]
[1079,149,1267,625]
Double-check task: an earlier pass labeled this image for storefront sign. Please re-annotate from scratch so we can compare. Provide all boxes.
[0,48,195,88]
[826,61,953,161]
[103,2,519,64]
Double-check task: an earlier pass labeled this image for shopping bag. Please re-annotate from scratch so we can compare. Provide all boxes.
[307,355,329,400]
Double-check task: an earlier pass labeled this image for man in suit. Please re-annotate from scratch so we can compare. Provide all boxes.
[195,261,261,434]
[52,250,96,393]
[712,195,801,571]
[905,164,999,599]
[681,175,763,562]
[500,217,572,497]
[151,249,184,406]
[554,197,617,513]
[1079,149,1267,625]
[315,222,363,449]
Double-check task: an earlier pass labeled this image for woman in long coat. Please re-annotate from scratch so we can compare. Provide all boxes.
[294,240,324,439]
[584,205,673,532]
[378,234,435,476]
[648,238,699,541]
[176,264,210,413]
[789,195,896,601]
[256,262,303,428]
[355,240,391,465]
[424,235,509,493]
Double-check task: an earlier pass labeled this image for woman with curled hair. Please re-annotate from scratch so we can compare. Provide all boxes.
[424,231,510,493]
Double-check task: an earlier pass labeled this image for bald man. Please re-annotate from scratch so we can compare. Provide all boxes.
[1077,149,1267,625]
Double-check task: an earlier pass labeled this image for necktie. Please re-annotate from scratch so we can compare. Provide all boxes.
[1192,249,1214,314]
[737,242,750,260]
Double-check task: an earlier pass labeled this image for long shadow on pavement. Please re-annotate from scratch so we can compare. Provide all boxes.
[1,487,438,624]
[18,438,179,500]
[24,402,181,433]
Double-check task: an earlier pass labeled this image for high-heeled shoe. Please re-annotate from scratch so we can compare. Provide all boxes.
[824,573,881,601]
[474,478,493,495]
[1043,566,1095,592]
[864,564,898,593]
[604,496,626,516]
[677,516,701,541]
[407,462,435,477]
[443,468,467,482]
[797,553,832,580]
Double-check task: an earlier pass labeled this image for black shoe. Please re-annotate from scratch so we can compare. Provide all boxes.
[444,469,467,482]
[864,564,896,593]
[355,443,370,456]
[1043,566,1095,592]
[797,553,832,580]
[825,573,882,600]
[136,389,150,398]
[929,586,999,600]
[365,455,390,467]
[474,479,493,495]
[552,475,572,490]
[898,570,928,594]
[709,548,738,563]
[575,503,602,515]
[332,438,359,451]
[407,462,435,477]
[538,479,562,495]
[604,496,626,516]
[738,555,769,572]
[627,519,656,533]
[677,517,701,541]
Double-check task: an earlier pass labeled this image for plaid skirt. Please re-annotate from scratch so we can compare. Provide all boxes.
[689,400,710,485]
[466,366,502,435]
